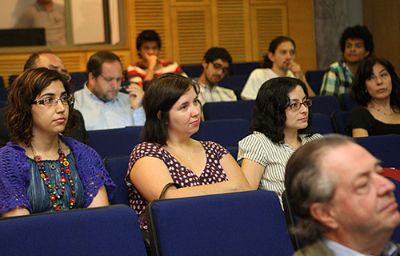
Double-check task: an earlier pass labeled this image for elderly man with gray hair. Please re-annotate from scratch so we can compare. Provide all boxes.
[284,134,400,255]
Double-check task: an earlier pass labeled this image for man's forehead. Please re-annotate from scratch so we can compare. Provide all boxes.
[37,53,64,68]
[212,58,229,67]
[321,143,376,179]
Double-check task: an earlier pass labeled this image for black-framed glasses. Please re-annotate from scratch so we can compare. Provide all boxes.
[287,99,312,111]
[32,94,74,106]
[211,61,229,74]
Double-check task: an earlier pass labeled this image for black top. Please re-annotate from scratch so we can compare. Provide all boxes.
[0,107,88,147]
[348,106,400,136]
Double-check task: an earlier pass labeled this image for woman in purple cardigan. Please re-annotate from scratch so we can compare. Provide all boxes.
[0,68,115,217]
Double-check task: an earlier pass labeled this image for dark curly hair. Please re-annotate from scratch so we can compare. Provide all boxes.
[351,56,400,109]
[141,74,199,145]
[262,36,296,68]
[251,77,312,143]
[7,68,72,145]
[339,25,374,54]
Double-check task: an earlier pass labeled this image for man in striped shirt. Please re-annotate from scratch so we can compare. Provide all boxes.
[127,30,187,90]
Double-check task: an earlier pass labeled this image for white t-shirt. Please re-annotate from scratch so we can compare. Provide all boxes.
[240,68,294,100]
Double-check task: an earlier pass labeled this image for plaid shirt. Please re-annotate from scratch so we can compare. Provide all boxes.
[320,61,353,96]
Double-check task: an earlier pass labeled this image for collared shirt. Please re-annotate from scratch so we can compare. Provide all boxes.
[324,239,398,256]
[320,61,353,97]
[240,68,295,100]
[197,81,237,105]
[74,85,145,131]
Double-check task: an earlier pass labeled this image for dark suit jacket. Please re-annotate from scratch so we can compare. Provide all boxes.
[0,107,88,147]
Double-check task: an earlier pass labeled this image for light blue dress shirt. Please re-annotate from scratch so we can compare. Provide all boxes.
[74,85,145,131]
[324,239,398,256]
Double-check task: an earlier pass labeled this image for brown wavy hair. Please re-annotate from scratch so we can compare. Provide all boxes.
[7,68,71,145]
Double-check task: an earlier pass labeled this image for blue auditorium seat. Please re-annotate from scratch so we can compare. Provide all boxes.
[219,74,249,99]
[0,76,8,101]
[181,64,202,78]
[231,61,260,76]
[193,119,250,148]
[332,111,350,135]
[87,126,142,158]
[305,70,325,95]
[203,100,255,121]
[104,155,131,205]
[310,95,340,116]
[339,93,359,111]
[311,113,334,134]
[356,135,400,168]
[8,74,18,87]
[70,71,87,91]
[0,205,147,256]
[146,190,294,256]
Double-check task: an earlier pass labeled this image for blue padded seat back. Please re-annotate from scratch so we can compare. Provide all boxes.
[104,155,131,205]
[0,205,147,256]
[356,135,400,168]
[192,119,250,148]
[311,113,334,134]
[310,95,340,116]
[87,126,142,158]
[147,190,294,256]
[203,100,255,121]
[332,111,350,135]
[305,70,325,95]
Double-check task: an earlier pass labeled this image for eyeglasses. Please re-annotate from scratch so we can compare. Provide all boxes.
[32,94,74,106]
[211,62,229,74]
[287,99,312,111]
[99,74,124,83]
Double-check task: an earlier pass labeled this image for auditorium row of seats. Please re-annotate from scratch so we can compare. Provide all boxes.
[3,133,400,255]
[0,62,328,103]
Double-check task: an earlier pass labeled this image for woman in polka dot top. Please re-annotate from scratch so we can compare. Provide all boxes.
[126,74,250,230]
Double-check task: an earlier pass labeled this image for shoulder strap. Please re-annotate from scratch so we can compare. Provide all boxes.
[158,182,180,200]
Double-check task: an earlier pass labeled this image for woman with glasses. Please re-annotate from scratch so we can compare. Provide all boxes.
[0,68,115,217]
[238,77,321,202]
[349,57,400,137]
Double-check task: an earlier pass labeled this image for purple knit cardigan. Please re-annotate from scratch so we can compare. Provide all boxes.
[0,136,115,214]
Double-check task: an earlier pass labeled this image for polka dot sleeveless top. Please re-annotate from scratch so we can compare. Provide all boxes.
[126,141,229,229]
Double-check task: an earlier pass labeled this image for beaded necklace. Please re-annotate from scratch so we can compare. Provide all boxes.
[31,141,76,211]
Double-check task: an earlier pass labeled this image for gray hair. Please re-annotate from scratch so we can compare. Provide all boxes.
[284,134,354,244]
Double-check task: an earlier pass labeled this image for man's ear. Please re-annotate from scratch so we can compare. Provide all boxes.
[310,202,339,230]
[157,110,162,120]
[268,52,275,63]
[201,60,207,69]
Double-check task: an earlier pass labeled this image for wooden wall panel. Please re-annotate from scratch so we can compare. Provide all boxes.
[287,0,316,72]
[171,7,212,64]
[215,0,251,62]
[130,0,169,62]
[250,6,288,61]
[363,0,400,71]
[57,53,87,72]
